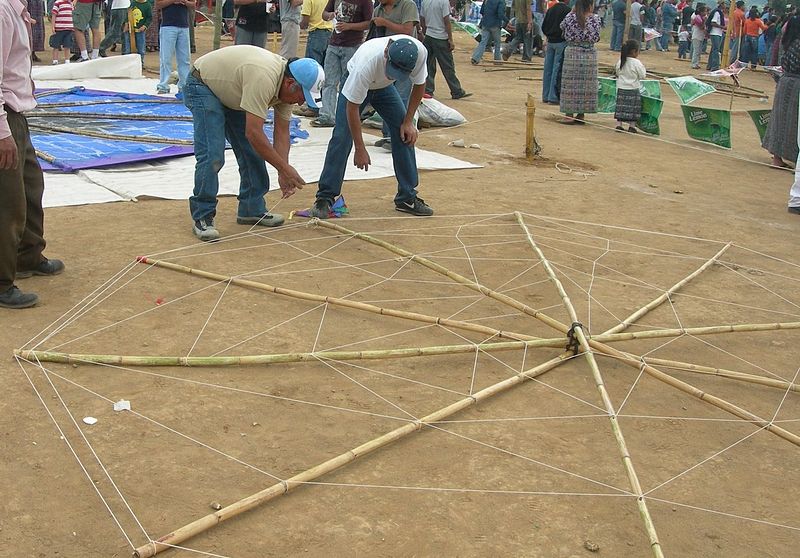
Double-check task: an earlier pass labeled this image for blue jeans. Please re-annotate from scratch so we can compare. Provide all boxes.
[183,75,269,221]
[678,39,689,58]
[610,21,624,50]
[158,26,191,91]
[471,26,502,63]
[729,36,740,61]
[507,23,533,60]
[707,34,722,70]
[542,41,566,103]
[658,28,671,50]
[319,45,357,124]
[235,27,268,47]
[742,35,758,66]
[317,84,418,205]
[305,28,331,66]
[381,76,410,139]
[122,30,145,64]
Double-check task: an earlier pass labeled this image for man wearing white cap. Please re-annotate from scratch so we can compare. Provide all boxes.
[310,35,433,218]
[183,47,324,241]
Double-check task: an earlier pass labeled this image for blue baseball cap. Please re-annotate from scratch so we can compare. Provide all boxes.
[288,58,325,109]
[386,38,418,81]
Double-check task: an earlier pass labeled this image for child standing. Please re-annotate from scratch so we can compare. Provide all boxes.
[614,39,646,133]
[677,25,690,59]
[49,0,74,64]
[124,0,152,65]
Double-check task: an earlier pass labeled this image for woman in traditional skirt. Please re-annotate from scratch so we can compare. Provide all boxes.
[146,0,160,51]
[28,0,46,60]
[614,39,646,133]
[559,0,601,124]
[762,16,800,168]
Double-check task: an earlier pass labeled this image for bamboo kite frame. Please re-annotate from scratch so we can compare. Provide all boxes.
[18,216,796,556]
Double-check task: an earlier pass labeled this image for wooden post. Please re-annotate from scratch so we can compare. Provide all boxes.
[272,31,278,51]
[721,1,738,67]
[213,0,224,51]
[525,94,541,160]
[624,0,633,43]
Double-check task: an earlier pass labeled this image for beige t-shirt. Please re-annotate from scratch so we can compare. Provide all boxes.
[193,46,292,121]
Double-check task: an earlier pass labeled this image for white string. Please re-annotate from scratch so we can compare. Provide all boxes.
[187,279,232,357]
[15,358,140,549]
[150,542,233,557]
[425,423,633,495]
[646,496,800,532]
[587,239,611,333]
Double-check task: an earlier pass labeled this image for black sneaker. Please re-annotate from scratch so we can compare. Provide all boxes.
[0,286,38,309]
[16,258,65,279]
[309,198,332,219]
[98,49,107,58]
[395,197,434,217]
[193,217,220,241]
[374,138,392,151]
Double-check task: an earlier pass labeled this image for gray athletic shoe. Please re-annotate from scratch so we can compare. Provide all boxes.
[309,198,332,219]
[193,217,220,241]
[236,213,285,227]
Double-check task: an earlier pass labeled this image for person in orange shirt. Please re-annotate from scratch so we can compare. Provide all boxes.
[729,0,745,61]
[741,5,767,67]
[547,0,558,10]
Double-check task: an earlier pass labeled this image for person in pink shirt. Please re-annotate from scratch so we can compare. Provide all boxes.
[0,0,65,309]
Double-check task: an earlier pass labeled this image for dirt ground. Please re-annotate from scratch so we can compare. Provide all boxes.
[3,24,800,558]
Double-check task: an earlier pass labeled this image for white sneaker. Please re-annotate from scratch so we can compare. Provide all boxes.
[193,217,220,241]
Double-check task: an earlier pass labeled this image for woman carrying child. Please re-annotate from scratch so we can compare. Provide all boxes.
[614,39,646,133]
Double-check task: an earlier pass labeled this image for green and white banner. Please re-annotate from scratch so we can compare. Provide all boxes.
[666,76,716,105]
[640,80,662,100]
[747,110,771,142]
[680,105,731,148]
[637,96,663,136]
[598,77,617,114]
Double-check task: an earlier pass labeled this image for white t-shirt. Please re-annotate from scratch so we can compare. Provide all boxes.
[709,10,724,36]
[111,0,131,9]
[678,29,689,41]
[630,2,642,25]
[420,0,450,40]
[615,57,646,90]
[342,35,428,104]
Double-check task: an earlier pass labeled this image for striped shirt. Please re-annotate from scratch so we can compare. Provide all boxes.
[52,0,74,31]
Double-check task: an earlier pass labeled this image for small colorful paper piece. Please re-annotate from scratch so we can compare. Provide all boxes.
[643,27,662,42]
[291,196,349,219]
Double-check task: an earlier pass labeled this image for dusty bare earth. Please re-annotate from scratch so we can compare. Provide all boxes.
[2,24,800,558]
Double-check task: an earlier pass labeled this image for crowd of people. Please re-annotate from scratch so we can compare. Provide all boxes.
[2,0,798,310]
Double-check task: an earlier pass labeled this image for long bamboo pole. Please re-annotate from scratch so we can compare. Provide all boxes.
[515,212,665,557]
[28,112,193,122]
[603,242,732,335]
[16,319,800,367]
[638,356,800,393]
[27,124,193,145]
[315,219,800,449]
[310,221,569,333]
[132,353,575,558]
[136,256,536,341]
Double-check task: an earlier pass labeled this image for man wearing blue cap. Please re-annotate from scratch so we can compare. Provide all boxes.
[183,46,324,241]
[310,35,434,218]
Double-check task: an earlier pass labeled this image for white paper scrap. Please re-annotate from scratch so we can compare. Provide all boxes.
[83,417,98,425]
[113,400,131,412]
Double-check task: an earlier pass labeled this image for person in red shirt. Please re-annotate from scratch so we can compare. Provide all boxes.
[741,5,767,67]
[728,0,745,61]
[0,0,65,309]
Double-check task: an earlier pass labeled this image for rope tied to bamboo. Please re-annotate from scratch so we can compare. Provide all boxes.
[565,322,584,355]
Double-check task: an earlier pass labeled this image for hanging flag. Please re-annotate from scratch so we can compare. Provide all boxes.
[640,80,662,99]
[598,77,617,114]
[665,76,716,104]
[747,110,771,142]
[637,96,663,135]
[680,105,732,148]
